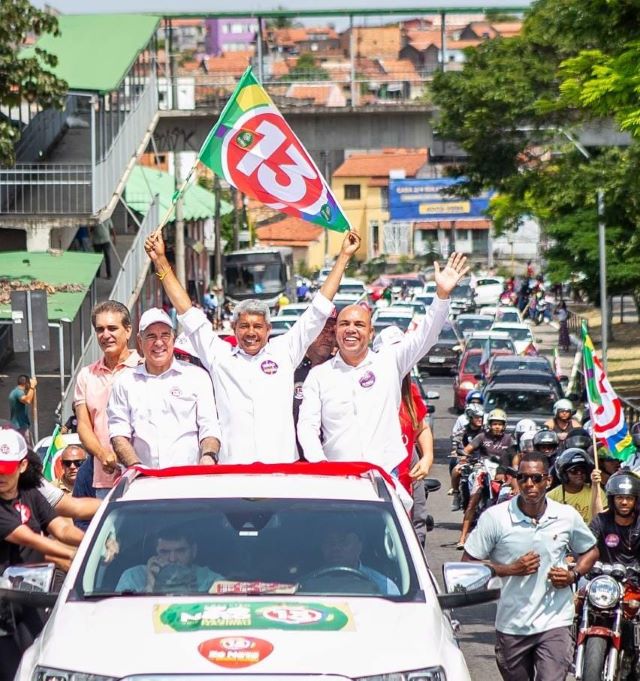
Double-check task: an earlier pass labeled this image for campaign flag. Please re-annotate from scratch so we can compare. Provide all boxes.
[581,321,635,462]
[479,338,491,374]
[553,346,562,379]
[197,67,350,232]
[42,423,65,481]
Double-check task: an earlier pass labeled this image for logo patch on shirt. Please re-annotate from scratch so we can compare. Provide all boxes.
[13,502,31,524]
[294,382,304,400]
[359,371,376,388]
[260,360,279,375]
[604,533,620,548]
[170,386,183,397]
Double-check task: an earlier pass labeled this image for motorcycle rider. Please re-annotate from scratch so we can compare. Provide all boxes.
[452,390,484,438]
[450,403,485,511]
[456,409,515,548]
[533,429,561,488]
[544,399,581,450]
[547,447,606,523]
[514,418,538,457]
[589,471,640,567]
[596,446,622,486]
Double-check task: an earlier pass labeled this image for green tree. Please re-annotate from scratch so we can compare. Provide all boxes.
[0,0,67,166]
[284,53,329,81]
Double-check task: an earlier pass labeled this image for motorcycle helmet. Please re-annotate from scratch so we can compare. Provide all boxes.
[632,422,640,449]
[553,398,574,416]
[465,403,485,420]
[466,390,484,405]
[533,429,559,452]
[487,409,507,424]
[564,428,592,452]
[605,472,640,498]
[519,431,536,454]
[514,418,538,438]
[555,447,594,484]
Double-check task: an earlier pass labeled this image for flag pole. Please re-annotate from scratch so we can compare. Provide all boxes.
[583,338,601,477]
[150,163,199,239]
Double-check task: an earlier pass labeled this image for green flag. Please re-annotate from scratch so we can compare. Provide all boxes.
[197,67,350,233]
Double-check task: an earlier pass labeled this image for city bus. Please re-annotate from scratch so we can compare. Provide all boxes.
[223,247,295,310]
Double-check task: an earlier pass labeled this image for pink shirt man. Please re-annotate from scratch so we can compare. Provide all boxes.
[74,350,140,489]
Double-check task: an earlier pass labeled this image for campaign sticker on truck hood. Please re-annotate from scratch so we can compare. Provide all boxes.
[154,601,353,633]
[198,636,273,668]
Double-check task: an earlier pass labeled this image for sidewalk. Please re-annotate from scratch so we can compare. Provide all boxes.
[0,233,135,440]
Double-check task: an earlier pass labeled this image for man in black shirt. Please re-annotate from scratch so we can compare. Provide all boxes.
[589,471,640,568]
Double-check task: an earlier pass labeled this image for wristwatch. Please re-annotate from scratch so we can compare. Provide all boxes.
[570,567,581,583]
[201,451,219,464]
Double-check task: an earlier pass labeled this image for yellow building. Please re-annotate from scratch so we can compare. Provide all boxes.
[329,149,428,261]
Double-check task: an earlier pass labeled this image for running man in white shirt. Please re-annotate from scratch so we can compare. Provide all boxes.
[108,308,221,468]
[144,230,361,463]
[297,253,468,473]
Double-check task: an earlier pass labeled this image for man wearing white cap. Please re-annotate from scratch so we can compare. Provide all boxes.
[297,253,468,472]
[108,308,221,468]
[144,230,361,463]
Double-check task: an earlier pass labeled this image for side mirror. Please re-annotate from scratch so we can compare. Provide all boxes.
[0,563,59,609]
[438,561,501,610]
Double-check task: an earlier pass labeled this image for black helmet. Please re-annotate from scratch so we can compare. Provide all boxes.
[555,447,594,484]
[605,472,640,498]
[564,431,592,451]
[533,429,559,451]
[632,422,640,449]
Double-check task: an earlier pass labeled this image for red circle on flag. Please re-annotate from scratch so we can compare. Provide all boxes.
[223,108,326,215]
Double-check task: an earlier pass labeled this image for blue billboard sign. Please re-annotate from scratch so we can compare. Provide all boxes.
[389,178,494,221]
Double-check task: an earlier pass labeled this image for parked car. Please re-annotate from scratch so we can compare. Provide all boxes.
[453,348,512,412]
[490,322,537,355]
[10,464,498,680]
[418,320,463,373]
[455,314,495,339]
[472,276,504,306]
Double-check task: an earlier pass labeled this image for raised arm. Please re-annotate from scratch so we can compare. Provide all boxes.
[318,231,361,301]
[144,231,192,314]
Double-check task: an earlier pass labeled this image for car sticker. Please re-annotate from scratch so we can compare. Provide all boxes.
[198,636,273,667]
[154,601,354,633]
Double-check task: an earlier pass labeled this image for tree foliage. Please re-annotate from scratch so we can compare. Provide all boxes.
[283,53,329,81]
[0,0,67,166]
[430,0,640,305]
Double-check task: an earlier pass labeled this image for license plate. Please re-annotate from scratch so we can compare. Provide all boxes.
[429,357,446,364]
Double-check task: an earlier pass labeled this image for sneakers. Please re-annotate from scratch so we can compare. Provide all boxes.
[451,491,461,511]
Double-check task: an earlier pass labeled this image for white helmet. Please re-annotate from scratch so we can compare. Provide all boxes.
[514,418,538,437]
[553,398,574,416]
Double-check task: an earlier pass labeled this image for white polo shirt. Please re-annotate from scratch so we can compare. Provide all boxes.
[179,293,334,463]
[464,496,596,635]
[107,359,221,468]
[297,296,449,471]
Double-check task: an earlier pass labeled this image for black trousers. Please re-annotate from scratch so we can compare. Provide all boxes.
[94,242,111,278]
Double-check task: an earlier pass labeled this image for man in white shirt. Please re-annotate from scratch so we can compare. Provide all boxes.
[143,230,360,464]
[297,253,468,472]
[108,308,221,468]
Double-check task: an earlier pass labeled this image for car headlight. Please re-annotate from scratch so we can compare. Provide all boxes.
[355,668,446,681]
[588,575,621,609]
[34,669,117,681]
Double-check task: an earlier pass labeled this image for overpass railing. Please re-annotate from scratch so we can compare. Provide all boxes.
[160,70,431,110]
[58,195,160,421]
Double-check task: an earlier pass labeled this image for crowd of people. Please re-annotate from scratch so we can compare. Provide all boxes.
[1,236,640,681]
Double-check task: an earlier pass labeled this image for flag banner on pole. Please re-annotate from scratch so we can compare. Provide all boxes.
[197,66,350,233]
[479,338,491,374]
[553,346,562,379]
[581,321,635,462]
[42,423,65,482]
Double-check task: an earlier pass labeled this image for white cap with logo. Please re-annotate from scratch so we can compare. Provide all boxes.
[139,308,174,333]
[0,429,28,475]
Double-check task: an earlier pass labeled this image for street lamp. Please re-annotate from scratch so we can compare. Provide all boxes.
[560,129,608,371]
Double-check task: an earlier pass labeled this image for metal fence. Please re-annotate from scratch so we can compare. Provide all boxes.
[0,163,92,214]
[58,196,160,420]
[93,72,158,213]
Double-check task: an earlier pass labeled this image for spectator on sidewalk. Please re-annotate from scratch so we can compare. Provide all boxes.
[92,219,116,279]
[555,300,570,352]
[55,444,87,494]
[8,375,36,444]
[75,300,140,499]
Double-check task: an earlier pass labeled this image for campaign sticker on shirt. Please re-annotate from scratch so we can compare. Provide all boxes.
[13,502,31,524]
[605,533,620,548]
[294,382,304,400]
[359,370,376,388]
[198,636,273,668]
[260,360,279,375]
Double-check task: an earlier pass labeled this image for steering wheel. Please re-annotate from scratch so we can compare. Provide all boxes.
[300,566,382,593]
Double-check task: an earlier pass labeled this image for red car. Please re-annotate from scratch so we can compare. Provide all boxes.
[453,348,512,412]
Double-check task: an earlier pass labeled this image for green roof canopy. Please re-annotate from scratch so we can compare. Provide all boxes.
[25,14,160,93]
[0,251,102,322]
[125,165,233,221]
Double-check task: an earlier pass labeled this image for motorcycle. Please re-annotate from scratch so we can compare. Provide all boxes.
[533,295,550,325]
[459,455,501,516]
[574,561,640,681]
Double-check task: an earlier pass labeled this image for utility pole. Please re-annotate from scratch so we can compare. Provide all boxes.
[174,152,186,287]
[213,175,223,288]
[597,188,609,371]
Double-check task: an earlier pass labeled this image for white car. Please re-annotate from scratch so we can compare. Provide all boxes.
[11,464,498,680]
[494,306,522,324]
[278,303,310,318]
[491,322,537,355]
[372,307,416,332]
[472,276,504,306]
[387,301,427,322]
[465,330,517,355]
